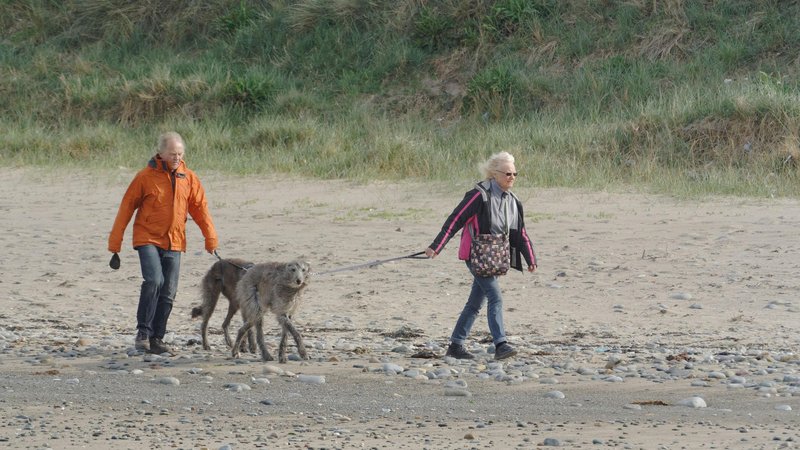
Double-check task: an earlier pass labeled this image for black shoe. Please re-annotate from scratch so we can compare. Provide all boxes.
[445,343,475,360]
[494,342,517,360]
[149,338,174,355]
[134,332,150,352]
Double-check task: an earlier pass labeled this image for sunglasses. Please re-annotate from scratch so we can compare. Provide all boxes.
[497,171,518,177]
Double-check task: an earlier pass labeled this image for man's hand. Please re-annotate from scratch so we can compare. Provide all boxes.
[109,253,121,270]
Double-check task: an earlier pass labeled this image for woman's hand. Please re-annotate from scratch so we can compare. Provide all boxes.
[425,247,437,259]
[527,264,537,272]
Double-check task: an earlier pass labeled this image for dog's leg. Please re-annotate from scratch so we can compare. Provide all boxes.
[247,323,257,354]
[278,314,308,362]
[220,297,238,349]
[277,327,289,363]
[232,321,254,359]
[198,278,223,351]
[222,296,239,347]
[255,316,274,362]
[238,331,252,353]
[235,309,257,354]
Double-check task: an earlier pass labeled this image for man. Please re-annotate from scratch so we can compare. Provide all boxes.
[108,132,218,355]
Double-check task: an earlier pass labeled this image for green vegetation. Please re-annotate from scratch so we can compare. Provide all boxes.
[1,0,799,197]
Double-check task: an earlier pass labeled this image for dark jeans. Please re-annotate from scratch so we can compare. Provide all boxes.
[450,261,507,346]
[136,244,181,340]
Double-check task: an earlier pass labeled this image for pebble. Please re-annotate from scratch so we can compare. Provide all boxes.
[544,390,565,399]
[298,374,326,384]
[677,396,707,408]
[382,363,404,374]
[3,309,800,449]
[444,380,468,389]
[262,365,285,376]
[444,389,472,397]
[224,383,251,392]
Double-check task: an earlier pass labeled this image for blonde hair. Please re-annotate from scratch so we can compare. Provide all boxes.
[158,131,184,153]
[479,151,515,179]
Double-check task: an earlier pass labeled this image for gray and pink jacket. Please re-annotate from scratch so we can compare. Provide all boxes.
[428,180,537,272]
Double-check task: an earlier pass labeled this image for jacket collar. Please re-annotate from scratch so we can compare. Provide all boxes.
[478,179,516,200]
[148,155,186,173]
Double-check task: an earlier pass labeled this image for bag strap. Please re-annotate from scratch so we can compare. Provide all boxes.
[501,192,510,235]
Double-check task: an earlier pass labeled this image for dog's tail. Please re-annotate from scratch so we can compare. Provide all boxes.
[190,305,204,319]
[192,259,226,319]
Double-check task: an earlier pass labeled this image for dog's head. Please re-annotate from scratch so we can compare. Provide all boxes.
[284,261,310,288]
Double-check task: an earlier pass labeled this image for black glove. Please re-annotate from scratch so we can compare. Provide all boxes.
[109,253,120,270]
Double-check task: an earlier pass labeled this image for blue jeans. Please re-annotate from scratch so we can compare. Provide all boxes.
[450,262,507,346]
[136,245,181,340]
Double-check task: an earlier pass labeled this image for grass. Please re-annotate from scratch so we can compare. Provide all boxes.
[1,0,799,198]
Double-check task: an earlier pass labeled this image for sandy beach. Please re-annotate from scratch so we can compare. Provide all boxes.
[1,167,799,449]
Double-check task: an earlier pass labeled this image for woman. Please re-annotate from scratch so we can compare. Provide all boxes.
[425,151,537,360]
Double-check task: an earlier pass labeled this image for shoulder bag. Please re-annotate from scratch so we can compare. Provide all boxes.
[468,191,511,277]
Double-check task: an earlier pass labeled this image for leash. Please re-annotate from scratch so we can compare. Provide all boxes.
[313,251,428,276]
[213,250,251,271]
[215,250,428,276]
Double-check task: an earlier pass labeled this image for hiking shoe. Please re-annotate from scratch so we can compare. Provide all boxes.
[494,342,517,360]
[445,343,475,360]
[134,332,150,352]
[149,338,174,355]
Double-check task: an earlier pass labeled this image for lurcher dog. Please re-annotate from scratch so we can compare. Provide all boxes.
[232,260,311,363]
[191,258,257,352]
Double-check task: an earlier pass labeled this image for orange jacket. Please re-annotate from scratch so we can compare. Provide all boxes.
[108,155,218,254]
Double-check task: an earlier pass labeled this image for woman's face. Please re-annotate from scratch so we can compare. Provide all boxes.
[159,139,185,171]
[494,162,517,192]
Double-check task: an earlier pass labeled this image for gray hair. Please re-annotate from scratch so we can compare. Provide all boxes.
[479,151,515,179]
[158,131,184,153]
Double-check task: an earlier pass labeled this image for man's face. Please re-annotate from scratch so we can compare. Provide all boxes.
[159,139,185,171]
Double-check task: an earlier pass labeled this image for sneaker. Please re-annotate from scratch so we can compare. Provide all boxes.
[149,338,174,355]
[445,343,475,360]
[494,342,517,360]
[134,332,150,352]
